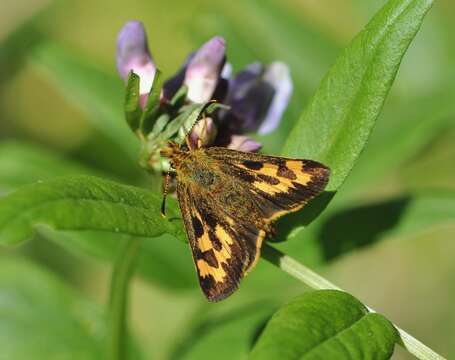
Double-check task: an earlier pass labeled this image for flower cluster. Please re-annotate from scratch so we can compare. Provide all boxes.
[116,20,292,156]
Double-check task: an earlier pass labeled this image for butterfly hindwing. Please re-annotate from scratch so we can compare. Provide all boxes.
[176,181,266,301]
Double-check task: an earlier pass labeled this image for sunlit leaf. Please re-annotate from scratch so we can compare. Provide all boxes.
[0,175,185,246]
[250,290,398,360]
[124,71,142,133]
[283,0,433,191]
[277,0,434,240]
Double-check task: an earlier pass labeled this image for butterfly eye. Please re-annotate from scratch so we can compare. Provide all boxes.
[181,144,189,152]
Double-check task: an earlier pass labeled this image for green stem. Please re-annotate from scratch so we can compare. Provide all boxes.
[261,244,446,360]
[107,238,141,360]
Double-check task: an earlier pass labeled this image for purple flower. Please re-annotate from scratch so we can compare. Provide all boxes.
[162,36,227,103]
[221,62,292,136]
[184,36,226,103]
[116,21,293,156]
[116,21,156,106]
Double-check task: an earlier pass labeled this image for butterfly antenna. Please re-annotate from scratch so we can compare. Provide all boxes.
[161,171,171,218]
[197,115,209,148]
[185,100,217,149]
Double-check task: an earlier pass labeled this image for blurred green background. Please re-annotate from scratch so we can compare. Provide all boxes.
[0,0,454,359]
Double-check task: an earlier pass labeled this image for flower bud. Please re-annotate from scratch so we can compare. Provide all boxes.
[189,117,218,148]
[184,36,226,103]
[116,21,156,97]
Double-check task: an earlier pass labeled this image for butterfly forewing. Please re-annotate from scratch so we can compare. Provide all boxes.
[207,147,330,221]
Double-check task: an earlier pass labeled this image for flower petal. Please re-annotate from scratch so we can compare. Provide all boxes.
[116,21,156,95]
[222,62,292,135]
[227,135,262,152]
[223,63,273,132]
[184,36,226,103]
[257,62,292,135]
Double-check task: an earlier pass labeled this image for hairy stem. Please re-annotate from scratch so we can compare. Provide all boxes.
[107,238,141,360]
[261,244,446,360]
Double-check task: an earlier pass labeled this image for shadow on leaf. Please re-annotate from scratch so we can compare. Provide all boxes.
[273,191,336,242]
[319,197,410,261]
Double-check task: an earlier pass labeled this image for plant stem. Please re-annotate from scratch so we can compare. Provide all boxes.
[261,244,446,360]
[107,238,141,360]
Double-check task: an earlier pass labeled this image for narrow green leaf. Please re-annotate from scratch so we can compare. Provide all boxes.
[0,175,185,246]
[170,85,188,108]
[107,238,141,360]
[140,69,163,134]
[0,258,106,359]
[283,0,434,192]
[169,102,225,144]
[124,71,142,133]
[31,42,139,160]
[250,290,398,360]
[150,114,171,138]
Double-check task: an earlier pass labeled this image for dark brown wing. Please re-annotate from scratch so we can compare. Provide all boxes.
[206,147,330,221]
[176,181,266,302]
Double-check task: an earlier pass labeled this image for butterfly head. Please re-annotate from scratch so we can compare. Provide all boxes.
[160,141,190,167]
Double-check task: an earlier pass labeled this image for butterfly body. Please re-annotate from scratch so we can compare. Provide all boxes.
[161,141,329,301]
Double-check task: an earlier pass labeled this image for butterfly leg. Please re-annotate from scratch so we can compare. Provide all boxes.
[161,171,171,217]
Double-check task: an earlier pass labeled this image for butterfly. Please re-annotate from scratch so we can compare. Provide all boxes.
[160,137,330,302]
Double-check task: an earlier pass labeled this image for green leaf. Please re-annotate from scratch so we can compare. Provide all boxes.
[157,102,223,144]
[250,290,398,360]
[124,71,142,133]
[0,175,185,246]
[140,69,163,134]
[0,258,106,359]
[274,0,434,244]
[0,169,196,289]
[107,238,141,360]
[0,141,100,194]
[283,0,433,192]
[170,85,189,108]
[31,42,139,160]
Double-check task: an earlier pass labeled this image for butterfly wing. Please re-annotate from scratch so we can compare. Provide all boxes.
[175,147,329,302]
[176,181,266,302]
[206,147,330,222]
